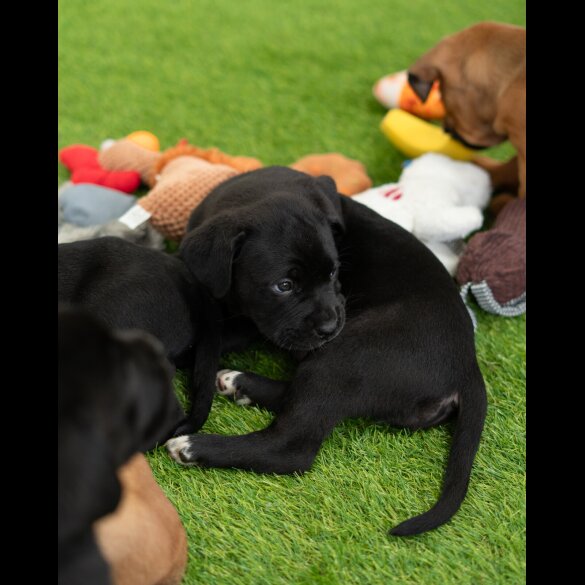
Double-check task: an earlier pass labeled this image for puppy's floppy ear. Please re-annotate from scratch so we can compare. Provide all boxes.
[407,64,440,103]
[314,175,345,235]
[179,215,246,299]
[114,330,186,451]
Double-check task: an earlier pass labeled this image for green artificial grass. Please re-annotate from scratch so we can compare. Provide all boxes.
[59,1,526,583]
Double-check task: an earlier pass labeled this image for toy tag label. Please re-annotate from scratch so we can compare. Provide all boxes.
[118,205,151,230]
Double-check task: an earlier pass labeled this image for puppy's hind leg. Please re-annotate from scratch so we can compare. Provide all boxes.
[216,370,289,412]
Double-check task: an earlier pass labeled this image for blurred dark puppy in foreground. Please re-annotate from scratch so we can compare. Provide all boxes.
[58,307,186,585]
[167,168,487,537]
[58,237,222,436]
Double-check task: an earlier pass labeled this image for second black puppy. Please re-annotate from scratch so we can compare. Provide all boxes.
[167,167,487,537]
[58,237,221,435]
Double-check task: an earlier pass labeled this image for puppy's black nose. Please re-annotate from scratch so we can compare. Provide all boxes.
[316,319,338,337]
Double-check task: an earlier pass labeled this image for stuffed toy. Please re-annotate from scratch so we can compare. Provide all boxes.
[456,198,526,316]
[59,183,137,227]
[94,138,374,240]
[290,153,372,195]
[373,70,445,119]
[57,181,164,249]
[97,138,262,186]
[59,133,374,243]
[96,140,241,240]
[352,153,491,275]
[59,145,142,193]
[126,130,160,151]
[98,139,371,195]
[137,154,239,240]
[380,109,477,161]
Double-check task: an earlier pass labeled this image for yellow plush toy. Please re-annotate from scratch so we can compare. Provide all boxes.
[380,110,477,161]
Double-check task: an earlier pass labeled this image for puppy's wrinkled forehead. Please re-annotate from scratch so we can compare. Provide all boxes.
[243,208,338,278]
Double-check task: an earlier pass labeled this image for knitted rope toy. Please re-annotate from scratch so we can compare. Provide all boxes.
[456,198,526,317]
[352,153,491,275]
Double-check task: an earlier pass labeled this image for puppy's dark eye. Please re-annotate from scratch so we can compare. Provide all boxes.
[329,267,338,279]
[273,279,294,294]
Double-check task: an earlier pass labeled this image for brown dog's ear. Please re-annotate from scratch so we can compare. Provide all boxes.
[179,216,246,299]
[407,66,440,103]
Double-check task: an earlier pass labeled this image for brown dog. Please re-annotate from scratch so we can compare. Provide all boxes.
[94,454,187,585]
[407,22,526,211]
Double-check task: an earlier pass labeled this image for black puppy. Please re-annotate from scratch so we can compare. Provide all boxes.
[178,166,347,354]
[167,167,487,537]
[58,306,183,585]
[58,237,221,435]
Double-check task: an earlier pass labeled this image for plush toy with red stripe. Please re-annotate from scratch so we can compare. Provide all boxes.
[352,153,492,275]
[59,144,141,193]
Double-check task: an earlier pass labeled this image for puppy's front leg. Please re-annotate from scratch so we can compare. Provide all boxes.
[216,370,289,412]
[167,408,337,474]
[174,333,222,436]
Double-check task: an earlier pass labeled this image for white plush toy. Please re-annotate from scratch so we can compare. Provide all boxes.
[352,153,491,275]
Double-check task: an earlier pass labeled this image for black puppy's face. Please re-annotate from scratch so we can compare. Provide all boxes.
[179,171,347,352]
[233,212,345,351]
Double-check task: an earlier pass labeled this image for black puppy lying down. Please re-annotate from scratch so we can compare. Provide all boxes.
[58,307,185,585]
[167,167,487,536]
[58,237,221,435]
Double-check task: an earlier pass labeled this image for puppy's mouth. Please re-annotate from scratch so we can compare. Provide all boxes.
[273,305,346,352]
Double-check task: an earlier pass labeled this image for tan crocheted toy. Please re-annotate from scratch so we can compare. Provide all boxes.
[98,139,373,240]
[141,156,237,240]
[99,140,250,239]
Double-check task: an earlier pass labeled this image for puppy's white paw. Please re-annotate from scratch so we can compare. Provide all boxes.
[235,395,252,406]
[215,369,243,396]
[166,435,197,466]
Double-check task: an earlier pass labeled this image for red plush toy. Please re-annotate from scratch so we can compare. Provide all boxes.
[59,145,141,193]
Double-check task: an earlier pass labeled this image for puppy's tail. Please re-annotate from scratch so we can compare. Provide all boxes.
[390,372,487,536]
